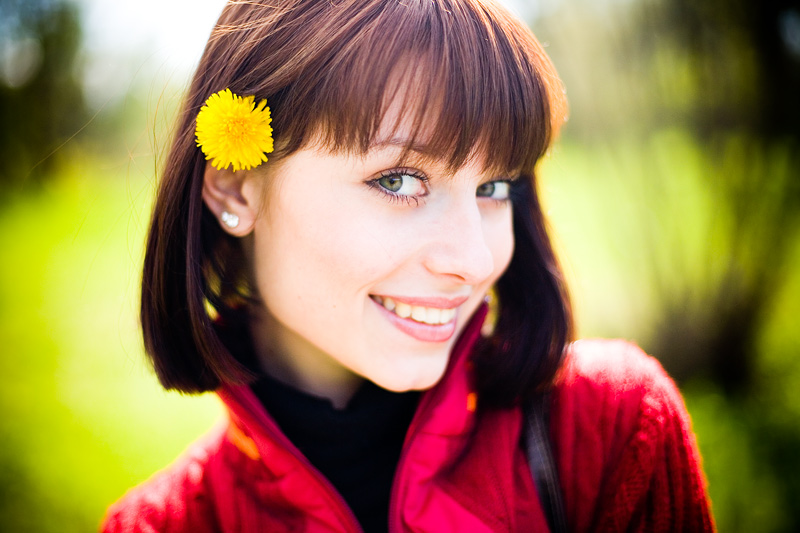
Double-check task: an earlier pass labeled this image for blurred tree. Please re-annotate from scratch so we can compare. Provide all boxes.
[533,0,800,529]
[0,0,86,194]
[534,0,800,392]
[656,1,800,528]
[651,0,800,393]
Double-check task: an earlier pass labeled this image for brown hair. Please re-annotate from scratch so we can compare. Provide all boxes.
[141,0,571,407]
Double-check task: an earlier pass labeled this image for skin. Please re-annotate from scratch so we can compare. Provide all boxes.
[203,118,515,409]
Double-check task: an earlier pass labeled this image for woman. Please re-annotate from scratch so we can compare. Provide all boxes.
[103,0,714,531]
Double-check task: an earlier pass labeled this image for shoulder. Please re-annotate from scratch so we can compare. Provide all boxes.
[560,339,674,390]
[555,338,684,414]
[552,339,689,476]
[100,425,228,533]
[551,339,714,532]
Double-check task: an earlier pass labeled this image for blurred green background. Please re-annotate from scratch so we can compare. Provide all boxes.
[0,0,798,530]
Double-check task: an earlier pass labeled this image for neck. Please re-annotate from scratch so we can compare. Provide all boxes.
[248,307,363,409]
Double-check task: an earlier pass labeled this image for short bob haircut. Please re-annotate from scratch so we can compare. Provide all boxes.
[141,0,572,408]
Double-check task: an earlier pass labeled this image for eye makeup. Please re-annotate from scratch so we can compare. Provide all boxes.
[363,157,521,209]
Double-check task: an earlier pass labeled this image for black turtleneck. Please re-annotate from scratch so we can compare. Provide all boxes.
[250,375,420,533]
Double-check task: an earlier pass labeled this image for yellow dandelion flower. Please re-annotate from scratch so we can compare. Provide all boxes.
[195,88,274,172]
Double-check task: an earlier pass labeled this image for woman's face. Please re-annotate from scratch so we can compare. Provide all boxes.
[243,135,515,402]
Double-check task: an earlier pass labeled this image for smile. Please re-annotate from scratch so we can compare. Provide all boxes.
[370,294,464,343]
[371,295,458,325]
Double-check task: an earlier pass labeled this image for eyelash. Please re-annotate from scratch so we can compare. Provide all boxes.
[366,169,430,206]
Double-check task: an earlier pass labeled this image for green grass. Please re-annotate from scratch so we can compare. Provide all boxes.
[0,157,221,531]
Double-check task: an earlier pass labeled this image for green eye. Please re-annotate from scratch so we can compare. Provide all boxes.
[477,182,496,197]
[378,175,404,192]
[477,181,511,200]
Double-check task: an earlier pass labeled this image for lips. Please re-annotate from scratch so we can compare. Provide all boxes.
[369,294,468,342]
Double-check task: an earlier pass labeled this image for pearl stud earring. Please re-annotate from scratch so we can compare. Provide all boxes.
[221,211,239,228]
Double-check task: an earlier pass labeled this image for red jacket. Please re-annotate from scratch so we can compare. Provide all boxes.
[102,313,714,532]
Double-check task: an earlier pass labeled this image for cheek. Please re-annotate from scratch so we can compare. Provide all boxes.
[252,197,390,316]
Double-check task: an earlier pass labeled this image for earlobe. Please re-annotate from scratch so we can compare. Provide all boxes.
[202,164,260,236]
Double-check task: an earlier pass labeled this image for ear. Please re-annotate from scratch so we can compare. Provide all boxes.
[202,164,261,236]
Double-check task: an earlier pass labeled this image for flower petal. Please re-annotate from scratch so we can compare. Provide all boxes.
[195,88,274,172]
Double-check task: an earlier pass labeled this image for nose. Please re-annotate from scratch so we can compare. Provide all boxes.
[421,198,496,285]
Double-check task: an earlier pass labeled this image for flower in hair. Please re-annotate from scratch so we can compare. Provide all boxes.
[195,88,274,171]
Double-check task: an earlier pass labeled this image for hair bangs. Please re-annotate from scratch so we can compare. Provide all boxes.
[267,0,564,176]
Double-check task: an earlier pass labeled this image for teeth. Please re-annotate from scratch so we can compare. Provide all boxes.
[439,308,455,323]
[395,302,412,318]
[372,296,457,325]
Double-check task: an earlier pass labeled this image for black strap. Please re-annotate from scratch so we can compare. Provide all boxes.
[524,393,568,533]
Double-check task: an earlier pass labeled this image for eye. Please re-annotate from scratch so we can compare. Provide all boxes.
[376,172,427,196]
[368,169,429,205]
[476,180,511,201]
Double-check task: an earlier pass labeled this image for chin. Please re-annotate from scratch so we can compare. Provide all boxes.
[369,360,449,393]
